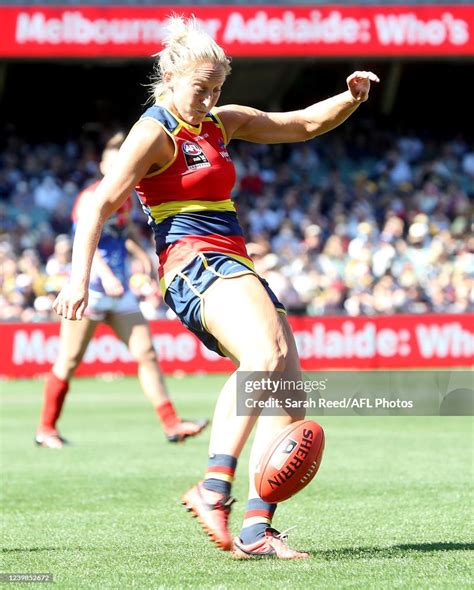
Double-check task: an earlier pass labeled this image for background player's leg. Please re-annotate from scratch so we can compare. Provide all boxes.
[37,317,99,447]
[107,311,207,442]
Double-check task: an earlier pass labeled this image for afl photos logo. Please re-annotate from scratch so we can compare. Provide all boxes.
[182,141,211,170]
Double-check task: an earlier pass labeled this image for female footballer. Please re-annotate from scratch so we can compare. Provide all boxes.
[52,17,379,558]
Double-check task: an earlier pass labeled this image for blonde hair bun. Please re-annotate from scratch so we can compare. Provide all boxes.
[150,14,231,103]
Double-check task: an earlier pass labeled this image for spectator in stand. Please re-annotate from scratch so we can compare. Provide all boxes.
[461,147,474,178]
[34,175,64,212]
[318,235,347,282]
[44,234,73,295]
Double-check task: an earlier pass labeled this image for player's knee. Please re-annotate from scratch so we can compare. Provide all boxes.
[133,345,157,365]
[264,348,288,373]
[54,355,80,379]
[241,343,289,373]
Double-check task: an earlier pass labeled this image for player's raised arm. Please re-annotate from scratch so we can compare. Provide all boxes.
[216,71,379,145]
[52,120,170,320]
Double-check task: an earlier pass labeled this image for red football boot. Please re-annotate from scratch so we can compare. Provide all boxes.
[232,527,309,559]
[35,429,69,449]
[165,419,209,443]
[181,481,235,550]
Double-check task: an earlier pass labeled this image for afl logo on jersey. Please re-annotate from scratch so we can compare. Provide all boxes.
[182,141,211,170]
[182,141,202,156]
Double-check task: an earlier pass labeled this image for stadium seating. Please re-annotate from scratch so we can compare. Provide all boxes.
[0,121,472,321]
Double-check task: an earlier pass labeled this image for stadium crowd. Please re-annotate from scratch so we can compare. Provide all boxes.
[0,121,472,322]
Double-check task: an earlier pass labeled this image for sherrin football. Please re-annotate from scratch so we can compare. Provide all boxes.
[255,420,325,503]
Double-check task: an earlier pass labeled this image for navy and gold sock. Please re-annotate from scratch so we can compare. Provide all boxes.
[239,498,277,544]
[202,453,237,496]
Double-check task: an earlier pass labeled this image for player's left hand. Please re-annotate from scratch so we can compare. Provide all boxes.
[347,71,380,103]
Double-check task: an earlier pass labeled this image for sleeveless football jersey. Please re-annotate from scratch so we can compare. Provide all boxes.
[72,180,133,293]
[135,105,253,292]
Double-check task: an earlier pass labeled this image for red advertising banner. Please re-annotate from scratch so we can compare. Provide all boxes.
[0,314,472,378]
[0,5,473,58]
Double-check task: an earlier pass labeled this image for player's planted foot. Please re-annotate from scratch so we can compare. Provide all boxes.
[181,481,235,550]
[165,419,209,443]
[35,429,69,449]
[232,527,309,559]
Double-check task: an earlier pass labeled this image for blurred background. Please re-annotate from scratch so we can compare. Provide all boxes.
[0,1,472,374]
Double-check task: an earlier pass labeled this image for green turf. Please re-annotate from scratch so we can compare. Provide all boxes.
[1,376,472,589]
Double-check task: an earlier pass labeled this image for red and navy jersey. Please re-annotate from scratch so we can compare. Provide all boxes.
[72,180,133,293]
[135,104,253,291]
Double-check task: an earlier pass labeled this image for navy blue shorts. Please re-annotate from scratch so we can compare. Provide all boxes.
[164,252,286,357]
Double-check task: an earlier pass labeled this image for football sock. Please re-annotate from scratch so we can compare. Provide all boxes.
[239,498,277,544]
[156,400,180,429]
[39,371,69,432]
[202,454,237,496]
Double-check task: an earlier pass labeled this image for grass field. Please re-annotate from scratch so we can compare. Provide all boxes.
[1,375,472,589]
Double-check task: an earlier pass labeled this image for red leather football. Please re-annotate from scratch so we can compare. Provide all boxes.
[255,420,325,503]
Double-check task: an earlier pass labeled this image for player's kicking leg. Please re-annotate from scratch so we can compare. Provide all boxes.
[181,274,307,556]
[231,317,309,559]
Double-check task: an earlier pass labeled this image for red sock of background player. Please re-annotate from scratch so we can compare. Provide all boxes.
[239,498,277,544]
[39,371,69,433]
[155,399,181,429]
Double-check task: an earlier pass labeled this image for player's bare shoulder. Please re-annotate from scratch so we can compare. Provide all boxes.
[127,116,174,170]
[130,117,171,152]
